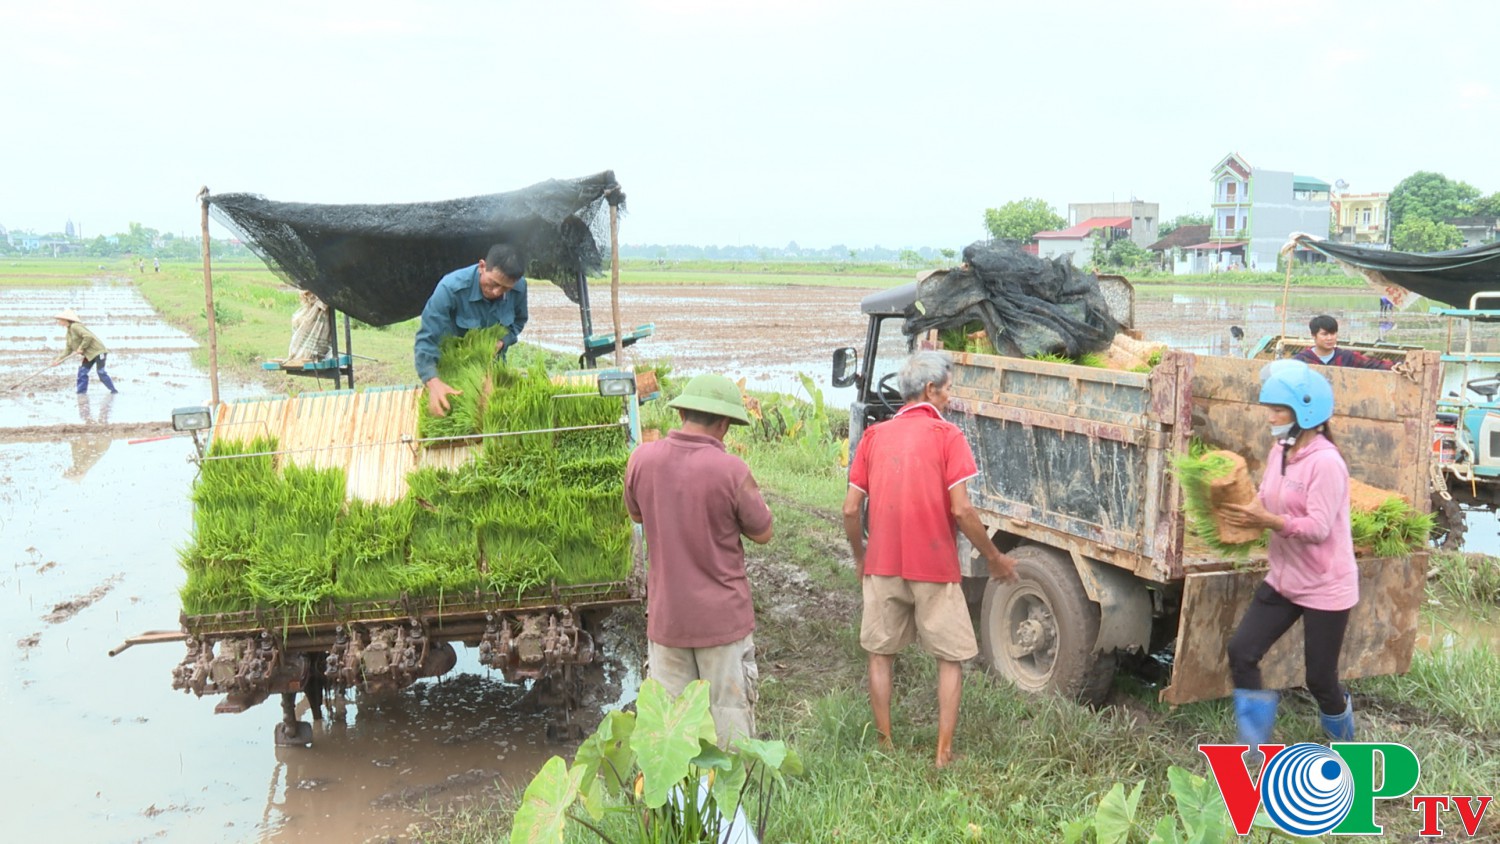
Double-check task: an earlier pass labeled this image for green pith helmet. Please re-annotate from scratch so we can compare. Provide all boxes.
[668,374,751,425]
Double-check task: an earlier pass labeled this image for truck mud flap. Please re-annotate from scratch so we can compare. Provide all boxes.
[1161,554,1426,706]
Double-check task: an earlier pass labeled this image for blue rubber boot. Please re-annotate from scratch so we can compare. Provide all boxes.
[96,358,117,393]
[1319,693,1355,742]
[1233,689,1280,748]
[75,365,89,394]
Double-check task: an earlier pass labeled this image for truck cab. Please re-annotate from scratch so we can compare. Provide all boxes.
[831,281,918,459]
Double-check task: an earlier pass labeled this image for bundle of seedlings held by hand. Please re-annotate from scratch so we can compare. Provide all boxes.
[1171,443,1433,559]
[180,325,632,619]
[1171,445,1266,556]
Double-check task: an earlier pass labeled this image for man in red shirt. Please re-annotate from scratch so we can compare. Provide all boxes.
[624,374,774,745]
[842,351,1016,768]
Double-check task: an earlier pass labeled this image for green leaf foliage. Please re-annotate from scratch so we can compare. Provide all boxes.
[1094,780,1144,844]
[1165,766,1231,843]
[509,756,587,844]
[1392,217,1466,252]
[509,678,801,843]
[634,679,719,808]
[1389,170,1482,231]
[983,198,1067,244]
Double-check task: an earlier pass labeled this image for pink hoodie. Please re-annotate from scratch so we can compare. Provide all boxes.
[1257,435,1359,611]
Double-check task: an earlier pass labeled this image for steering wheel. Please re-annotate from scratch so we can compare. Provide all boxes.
[876,372,901,414]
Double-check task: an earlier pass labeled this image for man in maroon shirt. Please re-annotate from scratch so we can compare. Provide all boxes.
[624,373,774,745]
[842,351,1016,768]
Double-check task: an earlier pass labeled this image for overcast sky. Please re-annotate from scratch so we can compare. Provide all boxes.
[1,0,1494,251]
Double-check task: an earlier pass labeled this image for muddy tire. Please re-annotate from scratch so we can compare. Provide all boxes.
[978,545,1111,705]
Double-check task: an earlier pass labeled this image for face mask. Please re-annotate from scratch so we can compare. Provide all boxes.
[1270,422,1294,438]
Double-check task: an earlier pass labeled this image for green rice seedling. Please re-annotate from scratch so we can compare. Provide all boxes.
[408,514,482,596]
[1027,351,1108,368]
[418,324,514,439]
[1169,449,1264,556]
[243,534,335,613]
[184,344,639,614]
[178,556,254,615]
[555,454,628,492]
[640,394,682,436]
[1351,495,1434,556]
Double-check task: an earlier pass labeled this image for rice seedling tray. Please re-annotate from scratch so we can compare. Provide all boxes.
[182,580,638,640]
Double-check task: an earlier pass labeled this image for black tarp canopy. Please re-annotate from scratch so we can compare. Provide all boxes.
[206,171,623,326]
[1288,234,1500,310]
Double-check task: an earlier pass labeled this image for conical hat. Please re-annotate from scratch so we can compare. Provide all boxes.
[54,308,81,323]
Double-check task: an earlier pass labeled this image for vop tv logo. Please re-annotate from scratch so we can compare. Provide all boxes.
[1199,741,1493,837]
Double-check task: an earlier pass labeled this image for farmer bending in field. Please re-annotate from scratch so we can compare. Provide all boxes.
[414,243,529,417]
[1292,315,1393,370]
[51,309,118,394]
[843,351,1016,768]
[624,374,774,746]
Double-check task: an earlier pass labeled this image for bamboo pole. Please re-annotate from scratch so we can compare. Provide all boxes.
[1277,241,1295,356]
[197,187,221,407]
[609,197,624,364]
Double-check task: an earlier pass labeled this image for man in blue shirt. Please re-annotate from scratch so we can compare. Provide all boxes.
[415,243,529,416]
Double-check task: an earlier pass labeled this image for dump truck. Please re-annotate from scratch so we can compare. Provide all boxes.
[832,279,1437,705]
[111,174,654,745]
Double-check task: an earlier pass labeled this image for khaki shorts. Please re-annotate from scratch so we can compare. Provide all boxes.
[648,633,758,746]
[860,575,977,662]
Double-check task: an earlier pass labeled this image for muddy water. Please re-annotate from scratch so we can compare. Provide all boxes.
[1,283,594,843]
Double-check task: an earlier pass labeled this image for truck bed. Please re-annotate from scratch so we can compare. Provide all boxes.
[943,347,1440,584]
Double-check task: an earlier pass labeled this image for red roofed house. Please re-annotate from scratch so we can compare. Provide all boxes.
[1032,217,1131,268]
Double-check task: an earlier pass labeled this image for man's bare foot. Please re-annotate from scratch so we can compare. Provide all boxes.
[876,733,894,751]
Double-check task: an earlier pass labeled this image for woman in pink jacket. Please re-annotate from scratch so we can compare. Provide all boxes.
[1220,360,1358,748]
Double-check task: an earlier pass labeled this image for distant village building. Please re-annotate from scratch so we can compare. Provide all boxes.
[1331,193,1390,246]
[1188,152,1331,272]
[1032,217,1132,268]
[1068,200,1159,248]
[1147,224,1212,275]
[1446,216,1500,248]
[65,218,76,238]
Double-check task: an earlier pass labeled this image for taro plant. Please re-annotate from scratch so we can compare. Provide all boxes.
[1060,765,1303,843]
[509,679,802,844]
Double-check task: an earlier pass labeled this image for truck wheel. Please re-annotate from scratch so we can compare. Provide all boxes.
[978,545,1111,705]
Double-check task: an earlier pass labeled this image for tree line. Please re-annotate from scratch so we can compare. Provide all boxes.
[0,221,256,260]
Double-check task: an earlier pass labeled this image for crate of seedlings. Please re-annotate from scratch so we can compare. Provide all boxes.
[179,325,636,629]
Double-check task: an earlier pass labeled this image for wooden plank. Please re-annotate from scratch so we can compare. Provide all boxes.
[1161,554,1426,704]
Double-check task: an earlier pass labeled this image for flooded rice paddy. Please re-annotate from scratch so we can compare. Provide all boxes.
[3,278,1498,841]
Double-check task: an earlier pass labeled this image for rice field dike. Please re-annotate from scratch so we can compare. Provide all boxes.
[4,257,1497,841]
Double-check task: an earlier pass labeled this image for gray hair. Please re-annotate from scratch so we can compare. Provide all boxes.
[897,351,952,401]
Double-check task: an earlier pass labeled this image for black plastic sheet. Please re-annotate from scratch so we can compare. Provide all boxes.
[904,240,1119,357]
[207,171,623,326]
